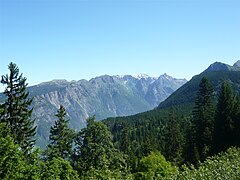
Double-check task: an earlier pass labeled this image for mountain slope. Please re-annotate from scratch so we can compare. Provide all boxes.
[158,61,240,112]
[104,60,240,130]
[26,74,186,147]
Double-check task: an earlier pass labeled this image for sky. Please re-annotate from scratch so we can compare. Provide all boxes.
[1,0,240,92]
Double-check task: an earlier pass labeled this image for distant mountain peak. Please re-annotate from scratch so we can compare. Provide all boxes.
[203,61,240,73]
[233,60,240,68]
[159,73,173,79]
[204,60,240,72]
[132,73,152,80]
[204,61,231,72]
[38,79,69,86]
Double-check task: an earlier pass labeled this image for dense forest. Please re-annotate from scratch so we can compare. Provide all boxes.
[1,62,240,179]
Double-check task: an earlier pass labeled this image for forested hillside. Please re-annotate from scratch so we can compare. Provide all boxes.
[103,61,240,176]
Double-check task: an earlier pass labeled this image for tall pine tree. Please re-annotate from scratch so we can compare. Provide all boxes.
[1,62,36,155]
[213,81,236,153]
[164,109,184,164]
[192,77,215,162]
[233,96,240,146]
[47,105,75,160]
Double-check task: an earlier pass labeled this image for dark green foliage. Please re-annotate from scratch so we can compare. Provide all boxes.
[0,105,3,121]
[0,121,10,138]
[164,109,184,164]
[0,62,36,155]
[184,130,200,166]
[192,77,215,161]
[73,116,128,176]
[233,97,240,146]
[47,105,75,160]
[119,125,132,155]
[213,81,239,153]
[104,108,189,170]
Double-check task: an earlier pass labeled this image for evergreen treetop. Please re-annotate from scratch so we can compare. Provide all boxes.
[47,105,75,160]
[0,62,36,155]
[214,81,237,153]
[192,77,215,162]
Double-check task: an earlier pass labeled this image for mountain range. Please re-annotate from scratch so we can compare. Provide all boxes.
[25,73,186,147]
[2,60,239,149]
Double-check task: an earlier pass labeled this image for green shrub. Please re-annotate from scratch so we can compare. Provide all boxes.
[134,151,177,180]
[172,147,240,179]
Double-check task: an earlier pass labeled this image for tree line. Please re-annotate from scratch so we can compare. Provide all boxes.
[1,62,240,179]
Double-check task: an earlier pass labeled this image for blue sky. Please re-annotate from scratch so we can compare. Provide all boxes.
[1,0,240,91]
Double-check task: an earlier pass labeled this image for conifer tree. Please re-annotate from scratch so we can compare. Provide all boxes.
[213,81,236,153]
[184,123,200,165]
[73,116,128,174]
[1,62,36,155]
[233,96,240,146]
[47,105,75,160]
[164,109,184,164]
[119,126,131,155]
[192,77,215,161]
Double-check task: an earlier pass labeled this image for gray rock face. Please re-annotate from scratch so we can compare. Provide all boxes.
[233,60,240,68]
[27,74,186,148]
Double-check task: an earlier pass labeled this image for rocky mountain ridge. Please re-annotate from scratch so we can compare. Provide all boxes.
[204,60,240,72]
[26,73,186,147]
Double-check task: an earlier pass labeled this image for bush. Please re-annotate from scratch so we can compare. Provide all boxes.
[40,157,79,180]
[134,151,177,180]
[172,147,240,179]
